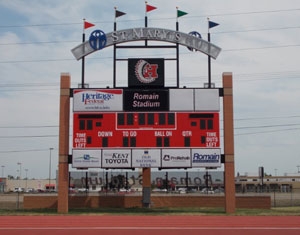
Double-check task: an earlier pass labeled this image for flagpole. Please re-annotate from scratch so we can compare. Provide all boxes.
[176,7,179,88]
[113,8,126,88]
[114,7,117,31]
[113,8,117,88]
[207,19,219,89]
[207,18,212,88]
[145,1,148,47]
[82,19,86,88]
[176,8,188,88]
[145,1,148,27]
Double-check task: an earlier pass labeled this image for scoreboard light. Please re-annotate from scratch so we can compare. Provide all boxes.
[73,112,220,149]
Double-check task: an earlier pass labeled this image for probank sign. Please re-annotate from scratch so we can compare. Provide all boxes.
[161,149,191,168]
[73,89,123,112]
[192,148,221,168]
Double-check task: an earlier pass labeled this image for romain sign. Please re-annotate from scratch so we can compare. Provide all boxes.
[71,27,221,60]
[123,89,169,111]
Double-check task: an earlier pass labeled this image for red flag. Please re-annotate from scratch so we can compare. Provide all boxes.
[84,21,95,29]
[146,4,157,12]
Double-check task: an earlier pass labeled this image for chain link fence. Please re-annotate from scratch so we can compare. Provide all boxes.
[235,187,300,207]
[1,189,300,210]
[270,188,300,207]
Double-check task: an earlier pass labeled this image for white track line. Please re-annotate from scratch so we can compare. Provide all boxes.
[0,227,300,230]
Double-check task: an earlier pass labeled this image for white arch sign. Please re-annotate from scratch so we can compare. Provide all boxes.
[71,27,221,60]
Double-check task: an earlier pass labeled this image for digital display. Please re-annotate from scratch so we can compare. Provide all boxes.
[73,112,220,148]
[123,89,169,111]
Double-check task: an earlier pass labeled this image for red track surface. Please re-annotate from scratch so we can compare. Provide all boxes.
[0,215,299,235]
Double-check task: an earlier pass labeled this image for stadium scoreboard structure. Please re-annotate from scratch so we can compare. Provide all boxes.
[71,33,223,170]
[58,19,237,213]
[72,85,222,169]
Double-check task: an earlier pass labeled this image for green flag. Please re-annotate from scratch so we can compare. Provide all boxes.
[177,10,188,18]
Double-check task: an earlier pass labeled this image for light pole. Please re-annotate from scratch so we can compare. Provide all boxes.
[17,162,22,187]
[25,169,28,190]
[1,165,4,178]
[297,165,300,173]
[49,148,54,189]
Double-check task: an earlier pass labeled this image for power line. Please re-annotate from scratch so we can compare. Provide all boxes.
[0,40,79,46]
[0,83,58,87]
[0,8,299,29]
[0,135,58,138]
[224,44,300,52]
[0,58,75,64]
[0,123,299,138]
[215,26,300,34]
[1,25,300,47]
[235,115,300,121]
[0,22,82,29]
[190,8,300,18]
[0,26,300,46]
[0,126,298,154]
[0,69,299,89]
[235,127,300,136]
[0,125,58,128]
[0,148,52,154]
[0,42,300,64]
[235,123,300,130]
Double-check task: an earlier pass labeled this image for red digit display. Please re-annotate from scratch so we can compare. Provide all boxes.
[73,112,220,149]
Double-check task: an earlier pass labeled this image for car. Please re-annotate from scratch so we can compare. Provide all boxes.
[152,188,167,192]
[69,188,77,193]
[177,188,187,194]
[201,188,215,194]
[25,188,34,193]
[77,188,89,193]
[13,187,24,193]
[119,188,130,192]
[214,188,224,193]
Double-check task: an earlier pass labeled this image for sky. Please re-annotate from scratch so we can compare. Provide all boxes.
[0,0,300,179]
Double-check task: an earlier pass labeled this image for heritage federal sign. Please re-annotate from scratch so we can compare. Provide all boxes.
[71,27,222,60]
[73,89,123,112]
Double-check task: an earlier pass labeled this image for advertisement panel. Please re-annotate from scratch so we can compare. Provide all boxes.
[169,89,194,111]
[123,89,169,111]
[73,89,123,112]
[102,149,132,168]
[132,149,161,168]
[194,89,220,111]
[161,149,191,168]
[72,149,102,168]
[128,58,165,88]
[191,148,221,168]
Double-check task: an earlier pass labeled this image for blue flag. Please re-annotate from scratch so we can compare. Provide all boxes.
[209,21,219,29]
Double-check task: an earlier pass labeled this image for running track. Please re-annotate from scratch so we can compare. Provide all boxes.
[0,215,299,235]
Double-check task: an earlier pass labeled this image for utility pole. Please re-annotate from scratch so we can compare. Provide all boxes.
[49,148,54,190]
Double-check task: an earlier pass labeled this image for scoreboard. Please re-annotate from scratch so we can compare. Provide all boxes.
[72,88,221,169]
[73,112,220,149]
